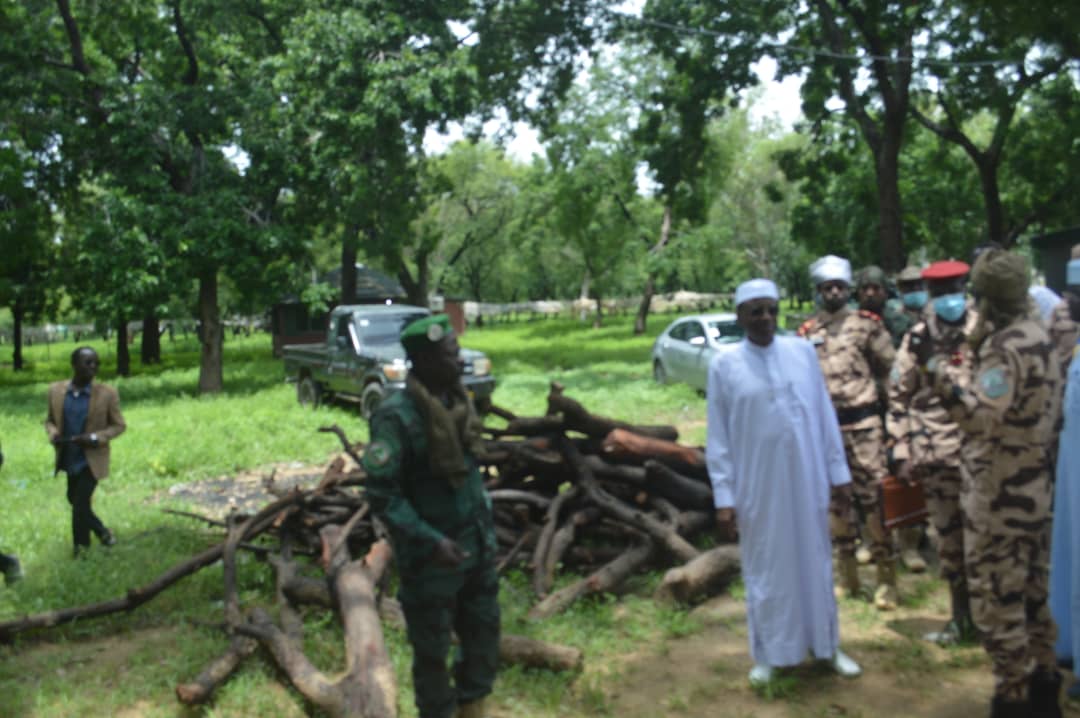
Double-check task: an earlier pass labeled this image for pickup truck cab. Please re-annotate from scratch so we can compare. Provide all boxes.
[283,304,495,418]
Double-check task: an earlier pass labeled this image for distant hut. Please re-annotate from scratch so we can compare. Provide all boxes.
[270,265,408,356]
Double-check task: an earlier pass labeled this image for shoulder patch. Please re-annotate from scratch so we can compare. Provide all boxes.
[977,367,1010,399]
[858,309,883,322]
[797,319,815,337]
[364,440,392,468]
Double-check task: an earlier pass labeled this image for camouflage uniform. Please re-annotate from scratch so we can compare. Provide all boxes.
[1048,299,1079,387]
[883,299,920,349]
[798,308,896,566]
[933,315,1060,701]
[889,307,978,598]
[363,390,500,718]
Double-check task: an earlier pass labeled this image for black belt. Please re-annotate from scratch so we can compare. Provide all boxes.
[836,403,882,426]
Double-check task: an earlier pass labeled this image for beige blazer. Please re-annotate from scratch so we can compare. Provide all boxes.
[45,381,126,480]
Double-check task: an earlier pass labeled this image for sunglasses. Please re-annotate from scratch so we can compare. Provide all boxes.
[748,305,779,318]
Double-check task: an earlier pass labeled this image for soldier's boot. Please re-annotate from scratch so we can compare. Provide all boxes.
[456,698,488,718]
[873,558,899,611]
[898,526,927,573]
[1029,669,1063,718]
[925,580,979,645]
[836,554,863,600]
[989,695,1030,718]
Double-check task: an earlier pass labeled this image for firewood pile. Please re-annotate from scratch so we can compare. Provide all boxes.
[0,383,741,718]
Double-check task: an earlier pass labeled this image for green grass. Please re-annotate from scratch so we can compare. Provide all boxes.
[0,315,718,717]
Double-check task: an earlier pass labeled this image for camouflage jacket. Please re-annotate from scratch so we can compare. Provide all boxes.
[798,307,895,429]
[362,390,497,579]
[888,307,978,469]
[933,317,1060,535]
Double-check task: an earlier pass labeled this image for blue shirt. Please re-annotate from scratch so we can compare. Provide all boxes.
[62,383,91,475]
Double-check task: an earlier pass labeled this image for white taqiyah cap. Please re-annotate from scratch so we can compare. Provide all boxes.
[735,278,780,307]
[810,255,852,286]
[1068,259,1080,287]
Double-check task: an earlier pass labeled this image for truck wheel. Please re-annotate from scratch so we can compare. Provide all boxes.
[360,382,385,420]
[297,377,322,408]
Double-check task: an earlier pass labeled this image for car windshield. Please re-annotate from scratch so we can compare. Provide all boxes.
[707,320,744,343]
[354,312,429,346]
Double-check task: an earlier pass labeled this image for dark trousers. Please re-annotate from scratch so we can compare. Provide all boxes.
[0,553,17,574]
[66,467,106,548]
[400,562,501,718]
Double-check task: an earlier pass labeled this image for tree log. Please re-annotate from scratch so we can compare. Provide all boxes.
[175,635,258,705]
[531,486,581,596]
[499,634,583,673]
[528,540,656,620]
[643,460,713,510]
[546,382,678,440]
[601,428,704,472]
[654,545,741,605]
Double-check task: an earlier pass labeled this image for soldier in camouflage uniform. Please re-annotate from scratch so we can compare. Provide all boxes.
[894,265,928,343]
[925,249,1062,718]
[889,260,977,642]
[799,255,900,610]
[362,314,499,718]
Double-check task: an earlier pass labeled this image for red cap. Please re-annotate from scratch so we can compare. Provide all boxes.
[921,260,970,280]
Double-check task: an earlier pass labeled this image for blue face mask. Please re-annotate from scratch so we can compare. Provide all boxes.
[901,290,928,310]
[933,293,966,322]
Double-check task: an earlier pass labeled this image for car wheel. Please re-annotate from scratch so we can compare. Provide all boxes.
[297,377,322,408]
[360,382,386,420]
[653,360,668,385]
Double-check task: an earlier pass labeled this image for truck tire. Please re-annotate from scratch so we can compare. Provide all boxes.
[360,382,386,420]
[297,377,322,408]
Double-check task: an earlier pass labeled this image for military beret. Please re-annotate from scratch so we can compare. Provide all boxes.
[896,265,923,282]
[400,314,453,355]
[921,260,970,281]
[855,265,887,288]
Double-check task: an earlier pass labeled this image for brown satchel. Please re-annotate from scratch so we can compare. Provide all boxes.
[878,475,929,530]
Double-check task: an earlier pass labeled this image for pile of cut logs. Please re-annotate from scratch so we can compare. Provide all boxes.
[0,384,741,718]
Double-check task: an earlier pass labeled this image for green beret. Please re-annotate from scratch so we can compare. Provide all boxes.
[400,314,453,355]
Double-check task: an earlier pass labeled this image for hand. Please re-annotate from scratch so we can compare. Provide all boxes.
[909,327,934,367]
[50,434,65,446]
[432,538,468,568]
[72,433,95,448]
[894,460,915,486]
[715,508,738,543]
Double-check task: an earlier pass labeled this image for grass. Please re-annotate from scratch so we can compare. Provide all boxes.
[0,313,718,717]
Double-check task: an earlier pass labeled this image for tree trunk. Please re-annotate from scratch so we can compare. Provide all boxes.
[141,313,161,364]
[635,204,672,335]
[116,316,130,377]
[875,131,905,273]
[341,224,359,305]
[11,297,24,371]
[977,157,1006,246]
[397,247,430,308]
[198,269,223,394]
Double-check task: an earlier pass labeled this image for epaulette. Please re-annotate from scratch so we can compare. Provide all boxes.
[858,309,883,322]
[797,319,816,337]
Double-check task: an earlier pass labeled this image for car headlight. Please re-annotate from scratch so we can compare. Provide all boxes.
[471,357,491,376]
[381,361,408,381]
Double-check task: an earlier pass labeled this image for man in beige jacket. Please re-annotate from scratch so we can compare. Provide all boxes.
[45,347,126,555]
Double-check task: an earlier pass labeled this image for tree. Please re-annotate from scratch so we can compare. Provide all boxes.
[775,0,930,270]
[911,2,1066,246]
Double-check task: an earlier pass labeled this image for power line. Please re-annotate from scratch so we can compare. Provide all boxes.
[605,11,1029,70]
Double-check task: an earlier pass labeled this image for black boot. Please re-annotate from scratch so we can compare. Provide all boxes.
[1029,669,1063,718]
[989,695,1028,718]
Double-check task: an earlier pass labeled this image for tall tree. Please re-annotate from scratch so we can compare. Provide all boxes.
[776,0,930,270]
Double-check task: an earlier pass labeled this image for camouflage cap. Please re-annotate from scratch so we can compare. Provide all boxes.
[896,265,923,283]
[400,314,453,355]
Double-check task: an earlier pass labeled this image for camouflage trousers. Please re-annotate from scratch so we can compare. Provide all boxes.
[920,466,965,585]
[831,424,894,562]
[965,520,1057,699]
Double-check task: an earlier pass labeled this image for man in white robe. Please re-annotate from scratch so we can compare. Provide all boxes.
[707,278,861,686]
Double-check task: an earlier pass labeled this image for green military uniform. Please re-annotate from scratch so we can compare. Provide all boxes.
[362,316,499,718]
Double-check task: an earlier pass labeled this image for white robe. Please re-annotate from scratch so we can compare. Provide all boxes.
[706,336,851,667]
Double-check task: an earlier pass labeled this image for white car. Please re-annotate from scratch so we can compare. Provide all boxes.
[651,313,745,391]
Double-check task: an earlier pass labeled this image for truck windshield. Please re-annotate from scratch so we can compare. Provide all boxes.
[354,313,429,346]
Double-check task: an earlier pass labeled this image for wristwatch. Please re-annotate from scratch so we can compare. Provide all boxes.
[90,433,99,447]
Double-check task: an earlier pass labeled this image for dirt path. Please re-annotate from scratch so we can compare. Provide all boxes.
[606,569,1080,718]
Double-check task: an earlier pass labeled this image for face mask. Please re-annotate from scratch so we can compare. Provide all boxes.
[901,290,928,310]
[932,293,966,322]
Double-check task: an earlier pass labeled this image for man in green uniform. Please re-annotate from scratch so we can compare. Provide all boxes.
[362,314,499,718]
